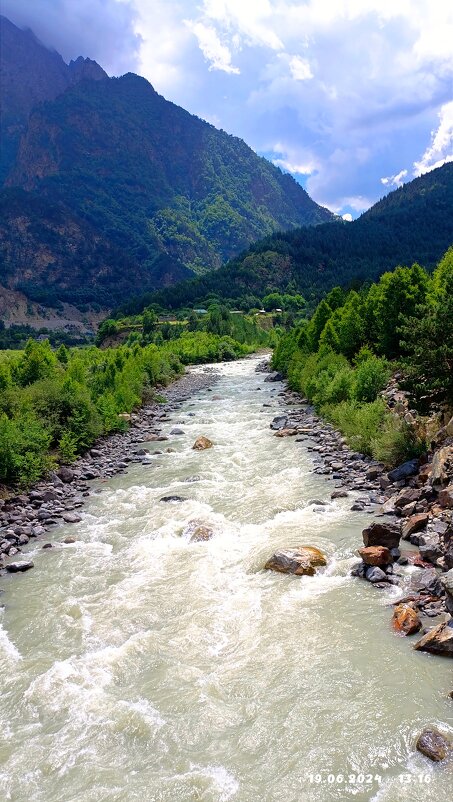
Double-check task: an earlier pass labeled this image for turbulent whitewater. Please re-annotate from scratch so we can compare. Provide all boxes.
[0,357,451,802]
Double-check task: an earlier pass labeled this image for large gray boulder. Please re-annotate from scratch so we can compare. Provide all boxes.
[440,570,453,615]
[362,521,401,550]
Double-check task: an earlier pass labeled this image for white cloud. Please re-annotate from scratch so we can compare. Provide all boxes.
[185,21,240,73]
[342,213,353,221]
[381,168,408,187]
[413,101,453,176]
[288,55,313,82]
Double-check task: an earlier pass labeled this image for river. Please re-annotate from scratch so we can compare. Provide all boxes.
[0,356,451,802]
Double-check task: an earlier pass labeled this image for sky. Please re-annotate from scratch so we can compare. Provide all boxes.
[4,0,453,219]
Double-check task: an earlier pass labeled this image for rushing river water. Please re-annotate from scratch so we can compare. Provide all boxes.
[0,357,451,802]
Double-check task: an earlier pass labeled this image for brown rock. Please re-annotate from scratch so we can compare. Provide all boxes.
[392,603,421,635]
[362,521,401,550]
[414,621,453,657]
[416,728,451,762]
[192,436,213,450]
[358,546,392,566]
[273,428,298,437]
[63,536,76,544]
[395,488,422,509]
[438,484,453,509]
[264,546,327,576]
[190,526,213,542]
[402,513,429,540]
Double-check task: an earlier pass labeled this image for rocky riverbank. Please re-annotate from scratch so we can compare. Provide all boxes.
[258,360,453,662]
[0,367,220,578]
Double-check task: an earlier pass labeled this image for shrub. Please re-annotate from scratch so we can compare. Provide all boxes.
[354,355,390,403]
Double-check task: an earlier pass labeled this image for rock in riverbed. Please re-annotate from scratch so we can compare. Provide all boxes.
[414,620,453,657]
[358,546,391,566]
[392,603,421,635]
[265,546,326,576]
[362,521,401,550]
[416,728,451,761]
[6,561,34,573]
[192,436,213,450]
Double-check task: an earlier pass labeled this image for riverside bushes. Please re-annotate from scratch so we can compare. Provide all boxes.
[0,328,265,487]
[272,248,453,465]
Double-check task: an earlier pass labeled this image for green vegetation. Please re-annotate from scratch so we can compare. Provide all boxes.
[0,317,269,487]
[137,163,453,313]
[272,248,453,466]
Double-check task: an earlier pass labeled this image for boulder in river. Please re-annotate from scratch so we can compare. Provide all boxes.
[6,561,34,573]
[270,415,288,431]
[192,436,213,450]
[265,546,327,576]
[358,546,392,566]
[264,372,283,382]
[362,521,401,550]
[274,428,298,437]
[410,567,444,598]
[331,490,348,499]
[62,511,82,524]
[392,603,421,635]
[365,566,388,583]
[414,621,453,657]
[160,495,188,503]
[416,728,451,761]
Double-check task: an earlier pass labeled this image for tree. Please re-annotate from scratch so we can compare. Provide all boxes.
[142,309,157,335]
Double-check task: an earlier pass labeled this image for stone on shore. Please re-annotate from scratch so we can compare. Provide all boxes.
[440,570,453,615]
[56,466,74,484]
[264,372,283,382]
[392,603,421,635]
[358,546,392,566]
[414,621,453,657]
[192,436,213,450]
[402,513,429,540]
[387,459,420,483]
[6,561,34,573]
[362,521,401,550]
[265,546,326,576]
[410,568,444,598]
[331,490,348,499]
[416,728,451,761]
[274,428,298,437]
[438,485,453,509]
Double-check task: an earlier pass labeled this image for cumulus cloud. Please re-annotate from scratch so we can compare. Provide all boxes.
[381,169,408,187]
[185,21,240,73]
[288,55,313,82]
[2,0,141,75]
[342,213,353,222]
[413,101,453,176]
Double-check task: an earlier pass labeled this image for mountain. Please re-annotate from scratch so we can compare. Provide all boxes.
[0,15,106,183]
[134,162,453,311]
[0,16,333,309]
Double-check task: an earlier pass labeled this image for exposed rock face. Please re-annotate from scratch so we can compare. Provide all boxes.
[362,522,401,550]
[264,546,326,576]
[430,446,453,486]
[414,621,453,657]
[392,603,421,635]
[192,436,213,450]
[358,546,391,566]
[416,728,451,761]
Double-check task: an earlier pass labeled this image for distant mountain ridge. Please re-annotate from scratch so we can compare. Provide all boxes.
[0,16,333,308]
[137,162,453,312]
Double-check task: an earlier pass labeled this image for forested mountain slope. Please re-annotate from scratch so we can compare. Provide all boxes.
[138,163,453,311]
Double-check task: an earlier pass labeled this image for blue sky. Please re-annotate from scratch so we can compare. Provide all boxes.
[5,0,453,218]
